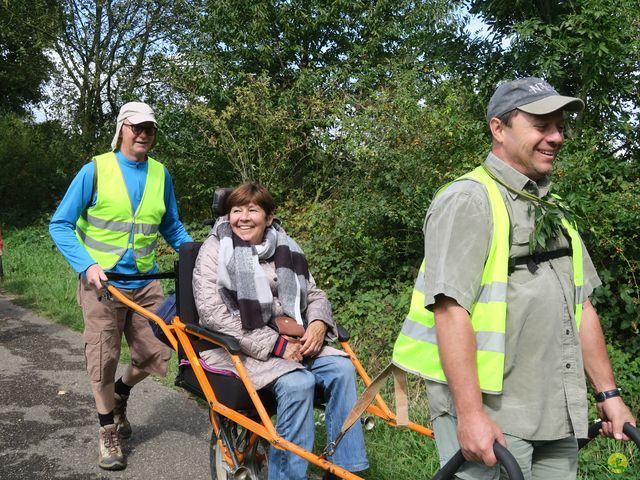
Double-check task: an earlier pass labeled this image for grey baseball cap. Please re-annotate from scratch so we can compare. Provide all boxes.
[486,77,584,121]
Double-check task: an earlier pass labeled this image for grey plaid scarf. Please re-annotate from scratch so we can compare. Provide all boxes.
[213,216,310,330]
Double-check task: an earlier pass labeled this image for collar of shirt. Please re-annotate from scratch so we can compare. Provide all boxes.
[115,149,148,169]
[485,152,552,199]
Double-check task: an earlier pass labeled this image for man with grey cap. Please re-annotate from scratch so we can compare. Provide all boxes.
[50,101,192,470]
[393,77,635,478]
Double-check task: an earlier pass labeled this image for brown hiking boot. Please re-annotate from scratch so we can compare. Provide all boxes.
[114,392,132,439]
[98,424,126,470]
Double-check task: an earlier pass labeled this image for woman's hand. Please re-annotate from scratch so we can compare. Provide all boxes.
[283,342,303,362]
[300,320,327,357]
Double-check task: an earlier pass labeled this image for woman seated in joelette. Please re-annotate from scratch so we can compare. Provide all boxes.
[192,183,369,480]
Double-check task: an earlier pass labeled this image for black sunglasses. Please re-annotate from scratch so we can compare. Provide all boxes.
[124,123,157,136]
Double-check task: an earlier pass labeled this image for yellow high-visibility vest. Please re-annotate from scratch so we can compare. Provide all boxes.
[76,152,165,272]
[392,166,584,394]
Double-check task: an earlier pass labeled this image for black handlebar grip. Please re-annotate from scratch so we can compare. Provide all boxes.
[624,423,640,448]
[431,450,464,480]
[493,443,524,480]
[579,421,640,450]
[432,442,524,480]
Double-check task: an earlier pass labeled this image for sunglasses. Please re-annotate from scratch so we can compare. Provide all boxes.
[123,123,157,136]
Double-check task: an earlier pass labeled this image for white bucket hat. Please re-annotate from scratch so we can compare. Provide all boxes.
[111,102,158,150]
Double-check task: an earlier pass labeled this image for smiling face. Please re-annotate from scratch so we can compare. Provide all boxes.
[119,121,156,161]
[490,110,565,181]
[229,202,274,245]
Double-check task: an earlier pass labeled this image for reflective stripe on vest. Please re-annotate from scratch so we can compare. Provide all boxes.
[564,217,584,328]
[392,166,584,394]
[75,152,166,272]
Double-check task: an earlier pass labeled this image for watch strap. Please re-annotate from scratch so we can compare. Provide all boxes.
[595,388,621,403]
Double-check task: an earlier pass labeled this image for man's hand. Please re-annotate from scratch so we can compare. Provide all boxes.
[85,263,107,290]
[299,320,327,357]
[598,397,636,441]
[457,411,506,466]
[282,341,303,362]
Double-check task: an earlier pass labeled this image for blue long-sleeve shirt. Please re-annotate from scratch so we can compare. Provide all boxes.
[49,150,192,289]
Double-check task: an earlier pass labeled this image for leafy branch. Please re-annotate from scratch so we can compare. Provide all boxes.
[482,166,577,254]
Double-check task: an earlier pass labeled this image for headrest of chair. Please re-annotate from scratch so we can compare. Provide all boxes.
[177,241,202,325]
[211,187,234,218]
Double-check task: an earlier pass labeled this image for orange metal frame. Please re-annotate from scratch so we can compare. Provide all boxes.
[107,284,434,479]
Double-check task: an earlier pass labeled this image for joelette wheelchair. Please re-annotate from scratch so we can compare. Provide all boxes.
[104,239,438,479]
[102,190,639,480]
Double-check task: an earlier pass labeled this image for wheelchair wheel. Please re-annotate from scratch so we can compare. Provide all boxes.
[210,418,269,480]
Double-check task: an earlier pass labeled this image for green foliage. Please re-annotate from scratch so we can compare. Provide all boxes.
[578,345,639,477]
[312,397,440,478]
[189,0,456,89]
[185,74,337,197]
[605,345,640,415]
[159,0,470,219]
[154,106,237,220]
[527,199,570,254]
[0,114,82,225]
[0,0,57,114]
[470,0,640,160]
[554,131,640,352]
[470,0,573,30]
[272,74,490,373]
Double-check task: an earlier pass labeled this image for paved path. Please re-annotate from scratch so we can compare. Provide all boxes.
[0,291,211,479]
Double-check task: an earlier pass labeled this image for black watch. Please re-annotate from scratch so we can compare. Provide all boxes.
[594,388,621,403]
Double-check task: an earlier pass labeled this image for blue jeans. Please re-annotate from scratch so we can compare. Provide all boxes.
[267,355,369,480]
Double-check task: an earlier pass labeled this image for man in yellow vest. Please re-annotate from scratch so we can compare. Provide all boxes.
[50,102,192,470]
[393,78,635,478]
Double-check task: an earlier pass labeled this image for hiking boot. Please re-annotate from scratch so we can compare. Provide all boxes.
[98,424,126,470]
[114,392,132,439]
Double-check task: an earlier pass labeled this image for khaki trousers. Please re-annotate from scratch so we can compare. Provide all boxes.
[77,278,171,396]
